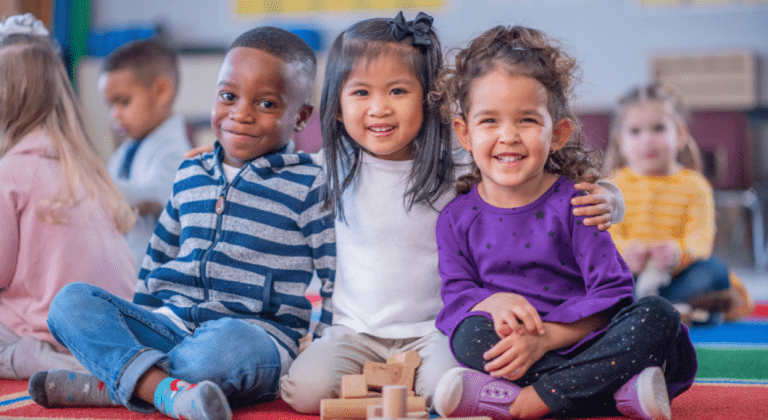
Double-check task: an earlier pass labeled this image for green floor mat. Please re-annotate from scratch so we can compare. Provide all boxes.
[694,347,768,380]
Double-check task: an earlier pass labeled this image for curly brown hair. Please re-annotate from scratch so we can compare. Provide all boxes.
[434,25,603,195]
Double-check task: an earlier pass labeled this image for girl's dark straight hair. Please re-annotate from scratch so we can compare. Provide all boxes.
[320,13,454,221]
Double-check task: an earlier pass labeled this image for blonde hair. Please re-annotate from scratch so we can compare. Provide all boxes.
[0,34,134,233]
[604,82,703,174]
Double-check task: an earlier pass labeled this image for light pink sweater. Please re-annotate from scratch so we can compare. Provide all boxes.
[0,131,136,350]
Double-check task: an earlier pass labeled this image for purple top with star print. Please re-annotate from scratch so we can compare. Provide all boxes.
[435,176,635,356]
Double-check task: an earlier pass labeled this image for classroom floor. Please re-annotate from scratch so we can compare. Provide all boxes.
[731,263,768,301]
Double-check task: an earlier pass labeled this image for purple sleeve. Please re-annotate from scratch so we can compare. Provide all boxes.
[435,205,496,337]
[544,213,634,324]
[544,204,635,355]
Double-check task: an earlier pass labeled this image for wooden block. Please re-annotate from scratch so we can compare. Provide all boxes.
[320,396,426,420]
[369,417,491,420]
[366,404,383,418]
[341,374,368,399]
[382,385,407,418]
[369,418,492,420]
[365,390,414,398]
[405,410,430,418]
[386,350,422,369]
[363,361,415,390]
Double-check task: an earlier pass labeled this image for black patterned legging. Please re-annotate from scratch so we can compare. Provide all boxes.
[450,296,694,417]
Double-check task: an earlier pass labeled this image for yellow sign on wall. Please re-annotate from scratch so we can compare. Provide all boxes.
[639,0,768,5]
[237,0,442,14]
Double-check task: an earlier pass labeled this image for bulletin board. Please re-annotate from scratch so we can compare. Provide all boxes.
[235,0,442,14]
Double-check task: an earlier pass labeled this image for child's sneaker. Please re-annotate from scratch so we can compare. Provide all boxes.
[433,367,521,419]
[614,366,671,420]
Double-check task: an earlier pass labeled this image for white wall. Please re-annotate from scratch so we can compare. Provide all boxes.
[90,0,768,110]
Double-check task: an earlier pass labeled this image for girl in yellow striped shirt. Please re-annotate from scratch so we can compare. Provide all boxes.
[605,83,752,325]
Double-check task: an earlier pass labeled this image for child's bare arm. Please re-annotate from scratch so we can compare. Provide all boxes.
[483,311,610,380]
[572,180,625,231]
[472,292,545,338]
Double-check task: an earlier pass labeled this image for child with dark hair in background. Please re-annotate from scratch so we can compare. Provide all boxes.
[604,83,753,325]
[101,38,191,269]
[0,14,136,379]
[28,26,335,420]
[431,26,696,420]
[279,11,625,414]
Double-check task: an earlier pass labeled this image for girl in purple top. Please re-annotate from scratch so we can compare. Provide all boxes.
[432,26,696,420]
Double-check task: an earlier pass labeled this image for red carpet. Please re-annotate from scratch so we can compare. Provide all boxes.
[3,379,767,419]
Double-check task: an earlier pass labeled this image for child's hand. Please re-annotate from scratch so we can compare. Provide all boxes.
[135,200,164,217]
[649,241,681,273]
[571,181,615,231]
[184,145,214,158]
[622,241,650,274]
[482,329,548,381]
[472,293,544,338]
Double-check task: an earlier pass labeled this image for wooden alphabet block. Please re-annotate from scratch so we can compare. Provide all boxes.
[386,350,422,369]
[363,361,415,390]
[340,374,368,399]
[320,396,425,420]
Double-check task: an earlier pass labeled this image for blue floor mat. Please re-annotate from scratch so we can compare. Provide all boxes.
[689,320,768,347]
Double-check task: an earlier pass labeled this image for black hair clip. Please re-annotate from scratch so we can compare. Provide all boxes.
[389,11,433,48]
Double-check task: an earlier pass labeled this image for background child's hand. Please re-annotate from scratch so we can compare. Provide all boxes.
[471,293,544,338]
[135,200,164,217]
[482,329,548,381]
[572,181,615,231]
[650,241,681,273]
[622,241,649,274]
[184,145,214,158]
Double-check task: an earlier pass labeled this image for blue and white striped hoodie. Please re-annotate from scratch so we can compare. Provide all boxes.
[133,142,335,359]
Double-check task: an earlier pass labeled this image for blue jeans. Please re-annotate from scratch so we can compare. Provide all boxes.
[47,283,281,413]
[658,257,730,303]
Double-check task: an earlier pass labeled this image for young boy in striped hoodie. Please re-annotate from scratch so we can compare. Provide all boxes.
[28,27,334,420]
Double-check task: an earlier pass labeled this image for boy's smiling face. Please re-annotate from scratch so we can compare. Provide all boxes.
[212,47,312,168]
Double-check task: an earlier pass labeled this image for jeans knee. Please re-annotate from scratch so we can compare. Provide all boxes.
[48,283,98,329]
[171,318,280,386]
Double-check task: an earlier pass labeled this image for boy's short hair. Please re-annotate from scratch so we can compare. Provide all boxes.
[102,38,179,98]
[229,27,317,94]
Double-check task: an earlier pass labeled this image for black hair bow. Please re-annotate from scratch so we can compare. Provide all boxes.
[389,11,433,48]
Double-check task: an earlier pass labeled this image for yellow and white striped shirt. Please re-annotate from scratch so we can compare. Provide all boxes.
[610,167,714,272]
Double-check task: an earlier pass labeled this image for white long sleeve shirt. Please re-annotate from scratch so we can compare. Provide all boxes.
[107,114,191,269]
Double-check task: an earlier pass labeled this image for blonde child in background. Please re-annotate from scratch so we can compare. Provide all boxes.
[0,14,136,379]
[28,26,334,420]
[279,12,626,413]
[102,38,191,269]
[431,26,696,420]
[605,83,753,325]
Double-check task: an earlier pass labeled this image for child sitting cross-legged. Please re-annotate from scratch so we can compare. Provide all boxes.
[431,26,697,420]
[28,26,335,420]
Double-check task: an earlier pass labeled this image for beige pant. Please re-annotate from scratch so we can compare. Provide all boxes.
[0,320,86,379]
[280,325,460,414]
